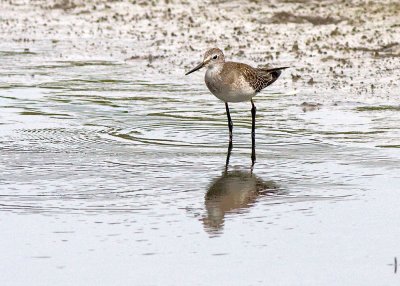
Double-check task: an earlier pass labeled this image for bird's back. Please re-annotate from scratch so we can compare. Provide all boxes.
[221,62,287,93]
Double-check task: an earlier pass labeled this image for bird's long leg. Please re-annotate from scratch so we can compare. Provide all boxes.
[251,100,256,139]
[225,102,233,143]
[251,100,256,164]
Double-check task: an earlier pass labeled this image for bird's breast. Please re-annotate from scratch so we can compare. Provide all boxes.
[205,69,222,95]
[205,68,256,103]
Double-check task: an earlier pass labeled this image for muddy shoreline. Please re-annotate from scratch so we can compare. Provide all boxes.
[1,0,399,99]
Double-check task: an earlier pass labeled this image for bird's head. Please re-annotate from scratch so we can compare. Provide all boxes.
[185,48,225,75]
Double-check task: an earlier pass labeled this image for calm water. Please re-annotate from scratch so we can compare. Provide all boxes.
[1,45,400,285]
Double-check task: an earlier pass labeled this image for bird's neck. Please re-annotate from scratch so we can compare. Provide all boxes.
[207,62,224,76]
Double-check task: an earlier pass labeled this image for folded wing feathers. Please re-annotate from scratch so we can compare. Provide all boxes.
[255,67,289,92]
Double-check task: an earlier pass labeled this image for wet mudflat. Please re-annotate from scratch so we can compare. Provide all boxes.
[1,0,400,285]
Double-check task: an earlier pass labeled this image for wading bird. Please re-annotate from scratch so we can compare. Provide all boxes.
[185,48,287,161]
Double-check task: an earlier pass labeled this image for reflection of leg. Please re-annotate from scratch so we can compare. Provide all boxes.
[225,141,233,173]
[251,100,256,166]
[225,102,233,142]
[251,136,256,171]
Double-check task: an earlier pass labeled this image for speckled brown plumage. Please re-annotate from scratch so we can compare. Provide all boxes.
[220,62,287,93]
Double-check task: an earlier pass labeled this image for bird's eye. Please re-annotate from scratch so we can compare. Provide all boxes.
[213,55,218,59]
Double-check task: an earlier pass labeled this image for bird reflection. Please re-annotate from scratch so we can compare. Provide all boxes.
[202,142,280,234]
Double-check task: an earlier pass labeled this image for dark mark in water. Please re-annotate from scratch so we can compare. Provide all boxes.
[301,102,322,112]
[376,145,400,148]
[20,111,71,117]
[0,50,37,56]
[356,105,400,112]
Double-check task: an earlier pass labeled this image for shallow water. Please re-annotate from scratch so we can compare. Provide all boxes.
[1,44,400,285]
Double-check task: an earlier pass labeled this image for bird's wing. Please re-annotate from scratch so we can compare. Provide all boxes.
[223,62,269,93]
[238,64,267,93]
[222,63,288,93]
[255,67,289,92]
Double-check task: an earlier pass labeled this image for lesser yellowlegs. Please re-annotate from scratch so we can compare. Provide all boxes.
[185,48,288,160]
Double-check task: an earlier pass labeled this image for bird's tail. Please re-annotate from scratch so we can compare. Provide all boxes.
[258,66,289,87]
[265,66,290,73]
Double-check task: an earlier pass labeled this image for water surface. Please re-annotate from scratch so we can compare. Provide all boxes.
[1,44,400,285]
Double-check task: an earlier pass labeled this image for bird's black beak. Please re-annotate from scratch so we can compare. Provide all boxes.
[185,62,205,75]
